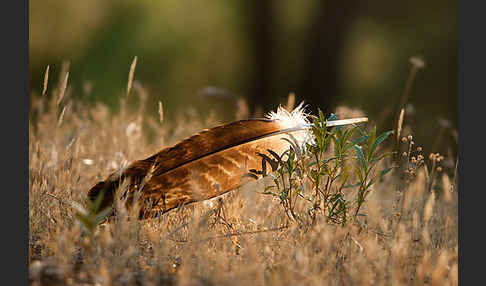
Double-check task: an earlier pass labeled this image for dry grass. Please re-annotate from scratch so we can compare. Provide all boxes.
[29,74,457,285]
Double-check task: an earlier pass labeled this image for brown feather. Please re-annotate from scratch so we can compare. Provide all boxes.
[87,118,301,219]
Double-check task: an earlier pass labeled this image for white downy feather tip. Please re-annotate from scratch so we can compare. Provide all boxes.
[265,102,311,130]
[265,102,313,147]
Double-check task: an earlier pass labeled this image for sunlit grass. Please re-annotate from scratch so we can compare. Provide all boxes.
[29,68,457,285]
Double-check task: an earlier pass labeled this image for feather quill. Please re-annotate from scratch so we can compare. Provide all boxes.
[87,104,367,219]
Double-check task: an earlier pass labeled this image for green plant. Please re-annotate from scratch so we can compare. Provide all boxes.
[261,110,393,227]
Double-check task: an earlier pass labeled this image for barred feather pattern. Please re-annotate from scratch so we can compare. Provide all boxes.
[87,104,364,219]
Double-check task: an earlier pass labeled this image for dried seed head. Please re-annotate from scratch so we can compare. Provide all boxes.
[410,56,425,69]
[417,146,422,152]
[402,152,408,157]
[401,137,408,143]
[438,117,451,128]
[436,167,442,172]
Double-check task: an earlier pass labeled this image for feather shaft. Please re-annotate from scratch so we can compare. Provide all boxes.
[326,117,368,127]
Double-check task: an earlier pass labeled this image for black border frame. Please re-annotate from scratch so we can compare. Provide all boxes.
[3,0,29,284]
[458,1,482,284]
[9,0,476,284]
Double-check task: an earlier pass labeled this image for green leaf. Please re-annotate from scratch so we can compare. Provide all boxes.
[354,166,363,183]
[370,151,394,164]
[369,130,393,159]
[380,167,393,177]
[75,213,96,232]
[318,109,326,123]
[356,125,367,137]
[370,126,377,145]
[341,127,358,153]
[353,134,368,146]
[354,145,367,171]
[327,113,338,121]
[331,135,340,157]
[323,157,338,166]
[91,189,105,214]
[328,194,342,217]
[307,161,317,168]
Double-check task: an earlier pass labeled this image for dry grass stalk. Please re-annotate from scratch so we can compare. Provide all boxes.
[397,107,404,142]
[396,56,425,126]
[127,56,138,96]
[57,105,67,127]
[235,98,249,120]
[158,101,164,124]
[56,71,69,106]
[42,65,49,97]
[285,92,295,112]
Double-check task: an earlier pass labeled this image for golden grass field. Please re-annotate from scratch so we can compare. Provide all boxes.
[29,68,458,285]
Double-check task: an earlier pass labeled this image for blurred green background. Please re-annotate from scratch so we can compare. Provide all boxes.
[29,0,457,157]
